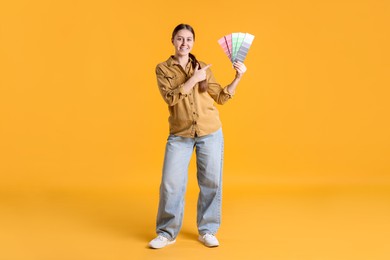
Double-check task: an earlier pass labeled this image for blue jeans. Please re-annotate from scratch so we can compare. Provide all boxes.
[156,128,224,240]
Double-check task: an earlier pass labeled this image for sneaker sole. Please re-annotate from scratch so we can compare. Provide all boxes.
[149,239,176,249]
[198,236,219,247]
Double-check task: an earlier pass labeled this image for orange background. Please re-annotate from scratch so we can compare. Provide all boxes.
[1,0,389,259]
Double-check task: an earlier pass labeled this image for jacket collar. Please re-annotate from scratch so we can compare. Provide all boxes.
[166,55,194,67]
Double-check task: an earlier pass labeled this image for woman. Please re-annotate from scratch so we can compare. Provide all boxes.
[149,24,247,249]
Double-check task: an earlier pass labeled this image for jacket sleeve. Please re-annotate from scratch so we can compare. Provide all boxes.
[156,65,187,106]
[206,67,234,105]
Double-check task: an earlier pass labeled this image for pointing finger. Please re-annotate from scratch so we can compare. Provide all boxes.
[203,64,212,70]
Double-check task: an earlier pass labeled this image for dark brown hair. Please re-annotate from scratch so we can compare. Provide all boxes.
[171,24,208,92]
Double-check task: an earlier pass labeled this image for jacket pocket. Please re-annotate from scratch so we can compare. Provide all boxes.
[165,74,186,88]
[164,74,177,88]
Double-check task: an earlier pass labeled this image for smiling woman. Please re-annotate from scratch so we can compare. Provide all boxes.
[1,0,389,258]
[149,23,247,249]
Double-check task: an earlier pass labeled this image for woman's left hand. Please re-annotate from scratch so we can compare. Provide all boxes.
[233,61,247,79]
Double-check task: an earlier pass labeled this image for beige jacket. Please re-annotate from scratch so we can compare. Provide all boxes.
[156,56,234,137]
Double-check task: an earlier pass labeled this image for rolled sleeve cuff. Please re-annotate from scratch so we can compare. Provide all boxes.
[168,84,187,97]
[178,84,187,96]
[223,87,235,98]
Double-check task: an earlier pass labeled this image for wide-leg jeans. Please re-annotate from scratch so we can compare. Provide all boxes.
[156,128,224,240]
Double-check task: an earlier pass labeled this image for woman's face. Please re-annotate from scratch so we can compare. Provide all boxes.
[172,29,194,57]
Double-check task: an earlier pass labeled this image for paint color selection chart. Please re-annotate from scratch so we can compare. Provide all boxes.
[218,32,255,63]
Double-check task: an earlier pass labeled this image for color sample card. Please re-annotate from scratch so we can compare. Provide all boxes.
[217,36,231,60]
[218,32,254,63]
[235,33,255,62]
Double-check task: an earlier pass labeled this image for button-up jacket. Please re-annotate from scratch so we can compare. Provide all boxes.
[156,56,234,137]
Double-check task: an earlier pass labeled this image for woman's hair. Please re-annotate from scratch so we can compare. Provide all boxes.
[172,24,208,93]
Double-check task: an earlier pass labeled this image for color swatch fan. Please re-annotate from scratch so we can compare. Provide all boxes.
[218,32,255,63]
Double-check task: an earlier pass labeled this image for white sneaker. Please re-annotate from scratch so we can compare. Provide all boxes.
[198,234,219,247]
[149,235,176,249]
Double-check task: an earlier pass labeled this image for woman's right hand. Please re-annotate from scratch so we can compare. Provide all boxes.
[192,63,211,82]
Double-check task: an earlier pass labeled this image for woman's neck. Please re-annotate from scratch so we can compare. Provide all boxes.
[173,54,189,69]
